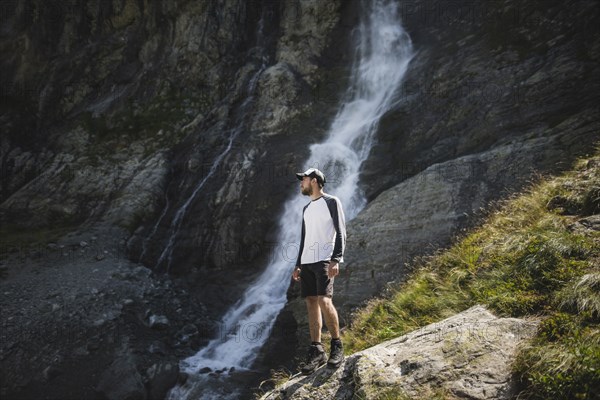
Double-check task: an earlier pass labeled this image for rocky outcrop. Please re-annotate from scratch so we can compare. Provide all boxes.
[97,348,147,400]
[0,139,169,230]
[260,306,539,400]
[336,131,595,315]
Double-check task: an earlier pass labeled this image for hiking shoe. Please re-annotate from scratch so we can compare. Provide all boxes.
[301,343,327,375]
[327,339,344,368]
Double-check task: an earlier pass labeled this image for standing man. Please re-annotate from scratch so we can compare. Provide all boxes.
[292,168,346,374]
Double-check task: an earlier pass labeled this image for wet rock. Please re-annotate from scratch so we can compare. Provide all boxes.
[123,298,135,306]
[97,352,146,400]
[86,337,101,352]
[146,362,180,400]
[148,315,170,330]
[178,372,189,385]
[175,323,199,345]
[148,341,168,355]
[42,365,62,381]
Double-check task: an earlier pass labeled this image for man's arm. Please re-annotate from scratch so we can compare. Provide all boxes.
[326,196,346,264]
[293,206,308,281]
[295,205,308,267]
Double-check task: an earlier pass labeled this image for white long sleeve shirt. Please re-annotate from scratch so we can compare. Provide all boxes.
[296,194,346,265]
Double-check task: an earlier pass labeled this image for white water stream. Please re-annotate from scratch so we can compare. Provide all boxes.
[169,1,413,398]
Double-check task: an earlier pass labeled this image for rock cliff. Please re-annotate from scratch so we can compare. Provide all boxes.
[3,0,598,289]
[1,0,357,317]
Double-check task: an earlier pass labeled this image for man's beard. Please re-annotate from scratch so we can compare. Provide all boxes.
[301,186,312,196]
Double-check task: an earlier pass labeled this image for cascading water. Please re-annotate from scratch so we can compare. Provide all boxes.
[168,1,413,398]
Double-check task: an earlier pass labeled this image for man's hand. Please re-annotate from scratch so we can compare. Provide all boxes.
[292,266,301,282]
[328,261,339,279]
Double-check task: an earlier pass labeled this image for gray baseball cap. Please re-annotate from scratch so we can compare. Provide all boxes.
[296,168,326,185]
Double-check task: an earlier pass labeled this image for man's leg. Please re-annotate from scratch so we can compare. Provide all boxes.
[319,295,344,367]
[301,295,327,374]
[318,296,340,339]
[305,296,322,342]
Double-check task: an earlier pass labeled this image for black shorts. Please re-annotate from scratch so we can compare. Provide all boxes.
[300,260,333,298]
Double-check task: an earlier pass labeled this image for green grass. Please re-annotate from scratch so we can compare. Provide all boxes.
[342,147,600,399]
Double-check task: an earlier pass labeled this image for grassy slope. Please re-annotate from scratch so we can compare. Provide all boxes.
[342,148,600,399]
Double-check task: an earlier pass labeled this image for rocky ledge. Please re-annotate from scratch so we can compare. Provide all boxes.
[260,306,538,400]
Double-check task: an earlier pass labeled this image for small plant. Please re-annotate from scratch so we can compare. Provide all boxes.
[256,367,294,398]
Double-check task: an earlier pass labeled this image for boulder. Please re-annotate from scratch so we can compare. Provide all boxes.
[146,362,180,400]
[97,352,146,400]
[148,315,170,330]
[260,306,538,400]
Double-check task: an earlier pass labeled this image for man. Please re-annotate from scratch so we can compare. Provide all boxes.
[292,167,347,375]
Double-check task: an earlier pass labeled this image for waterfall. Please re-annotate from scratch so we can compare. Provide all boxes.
[168,1,413,398]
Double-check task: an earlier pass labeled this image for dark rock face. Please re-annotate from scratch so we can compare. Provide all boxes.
[145,361,180,400]
[125,0,353,278]
[1,0,355,280]
[1,0,268,231]
[361,0,600,200]
[97,350,147,400]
